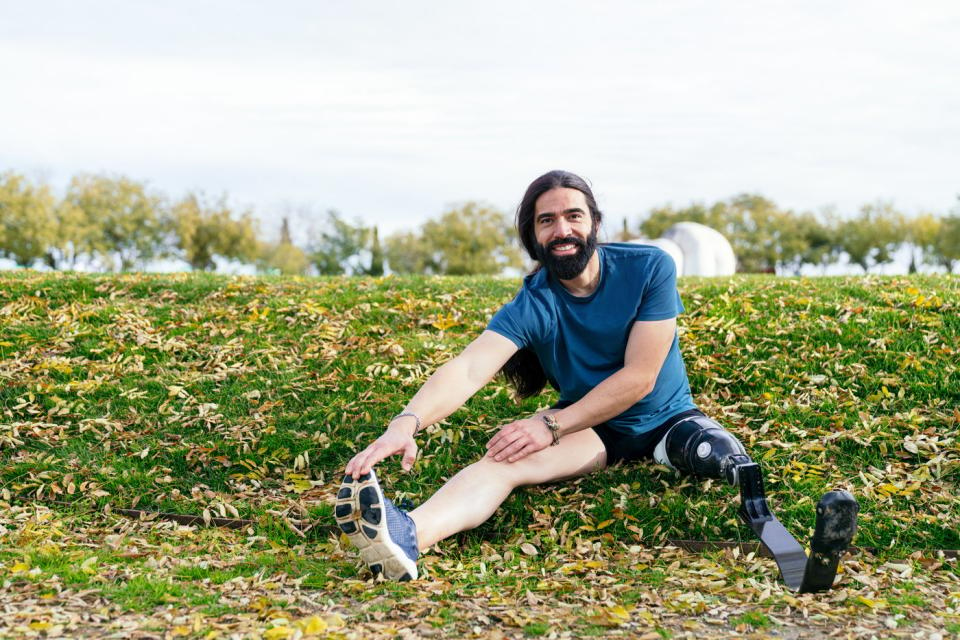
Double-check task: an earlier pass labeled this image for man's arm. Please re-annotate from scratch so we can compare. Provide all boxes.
[345,330,519,476]
[486,318,676,462]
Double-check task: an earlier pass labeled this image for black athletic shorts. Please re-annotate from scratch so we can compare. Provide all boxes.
[552,403,706,466]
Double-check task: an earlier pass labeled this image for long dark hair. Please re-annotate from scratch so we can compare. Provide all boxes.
[501,170,603,398]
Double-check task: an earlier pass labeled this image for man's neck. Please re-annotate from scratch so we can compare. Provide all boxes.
[558,252,602,297]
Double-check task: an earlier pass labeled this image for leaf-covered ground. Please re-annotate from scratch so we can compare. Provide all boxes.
[1,272,958,638]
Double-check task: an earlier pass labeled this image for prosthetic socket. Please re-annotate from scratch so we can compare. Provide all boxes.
[653,414,751,485]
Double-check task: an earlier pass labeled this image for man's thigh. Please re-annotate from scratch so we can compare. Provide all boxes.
[474,427,607,487]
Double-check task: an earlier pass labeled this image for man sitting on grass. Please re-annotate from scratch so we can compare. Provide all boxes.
[336,169,739,581]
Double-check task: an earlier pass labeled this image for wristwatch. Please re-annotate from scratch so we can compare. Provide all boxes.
[542,414,561,446]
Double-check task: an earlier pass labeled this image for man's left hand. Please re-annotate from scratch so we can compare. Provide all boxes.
[486,416,554,462]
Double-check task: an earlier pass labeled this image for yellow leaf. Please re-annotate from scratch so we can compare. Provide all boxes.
[79,556,98,575]
[857,596,888,609]
[431,313,459,331]
[10,562,30,574]
[596,519,614,529]
[607,604,631,623]
[171,625,192,637]
[297,615,328,635]
[263,626,294,640]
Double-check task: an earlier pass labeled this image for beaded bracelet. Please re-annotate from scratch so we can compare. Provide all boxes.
[391,411,422,435]
[542,414,561,446]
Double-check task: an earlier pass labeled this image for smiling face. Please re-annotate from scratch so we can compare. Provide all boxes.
[532,187,598,280]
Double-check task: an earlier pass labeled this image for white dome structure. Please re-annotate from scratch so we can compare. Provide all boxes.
[630,222,736,277]
[629,237,685,277]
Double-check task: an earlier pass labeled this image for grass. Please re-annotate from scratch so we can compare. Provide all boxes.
[1,271,958,637]
[728,610,772,628]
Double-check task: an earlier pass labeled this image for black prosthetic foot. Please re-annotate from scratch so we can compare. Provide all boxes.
[798,490,859,593]
[735,463,858,593]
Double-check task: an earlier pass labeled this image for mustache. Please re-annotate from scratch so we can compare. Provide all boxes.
[547,236,587,251]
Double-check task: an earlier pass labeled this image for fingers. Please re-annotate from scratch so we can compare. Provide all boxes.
[344,435,417,477]
[492,435,530,462]
[486,424,521,459]
[345,443,385,477]
[401,440,418,472]
[506,444,536,463]
[487,426,537,462]
[361,446,391,475]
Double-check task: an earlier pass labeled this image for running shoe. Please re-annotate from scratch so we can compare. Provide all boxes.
[335,470,419,580]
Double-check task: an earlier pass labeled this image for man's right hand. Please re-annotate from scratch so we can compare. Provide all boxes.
[344,425,419,477]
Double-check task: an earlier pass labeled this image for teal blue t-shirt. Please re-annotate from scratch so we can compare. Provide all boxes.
[487,243,696,434]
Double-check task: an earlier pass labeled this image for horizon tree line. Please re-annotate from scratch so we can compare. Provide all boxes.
[2,170,958,276]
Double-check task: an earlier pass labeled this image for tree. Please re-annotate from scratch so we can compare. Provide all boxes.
[306,211,369,275]
[0,172,57,267]
[64,174,166,271]
[639,202,725,239]
[836,202,903,273]
[395,202,522,275]
[798,209,841,274]
[723,194,810,273]
[43,198,103,270]
[367,226,384,276]
[385,231,430,274]
[932,210,960,273]
[259,218,308,275]
[171,193,258,271]
[905,212,942,273]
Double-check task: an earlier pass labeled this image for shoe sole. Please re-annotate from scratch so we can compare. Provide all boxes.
[335,471,418,581]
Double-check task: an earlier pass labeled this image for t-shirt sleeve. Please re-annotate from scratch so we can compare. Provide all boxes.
[634,252,685,321]
[487,296,530,349]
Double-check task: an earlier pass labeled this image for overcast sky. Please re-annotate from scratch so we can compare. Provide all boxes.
[2,0,959,238]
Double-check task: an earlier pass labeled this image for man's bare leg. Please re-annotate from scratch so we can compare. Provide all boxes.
[409,427,607,549]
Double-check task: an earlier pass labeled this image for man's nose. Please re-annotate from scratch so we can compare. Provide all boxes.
[553,217,572,238]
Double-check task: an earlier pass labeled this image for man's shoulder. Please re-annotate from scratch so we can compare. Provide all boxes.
[504,269,556,316]
[600,244,678,294]
[519,267,550,292]
[601,242,670,262]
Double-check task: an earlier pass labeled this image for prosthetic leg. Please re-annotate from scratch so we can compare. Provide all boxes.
[653,415,859,593]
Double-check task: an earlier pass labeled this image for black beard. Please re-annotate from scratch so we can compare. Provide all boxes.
[534,231,598,281]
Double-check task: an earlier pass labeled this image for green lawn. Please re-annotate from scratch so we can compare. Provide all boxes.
[1,271,958,638]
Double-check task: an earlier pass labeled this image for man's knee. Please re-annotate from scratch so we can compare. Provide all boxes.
[464,451,552,489]
[462,455,525,486]
[653,415,751,483]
